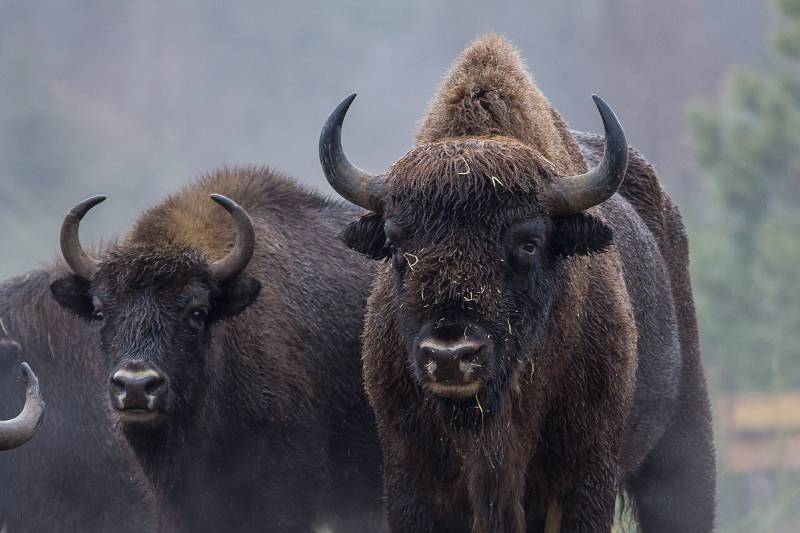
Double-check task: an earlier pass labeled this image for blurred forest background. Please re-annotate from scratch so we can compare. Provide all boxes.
[0,0,797,530]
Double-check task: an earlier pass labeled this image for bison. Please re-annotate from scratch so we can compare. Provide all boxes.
[0,360,44,450]
[318,34,716,532]
[0,267,152,531]
[49,168,384,532]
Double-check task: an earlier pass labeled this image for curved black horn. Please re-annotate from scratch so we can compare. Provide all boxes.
[59,195,106,279]
[319,94,384,212]
[0,363,45,450]
[546,95,628,216]
[209,194,255,282]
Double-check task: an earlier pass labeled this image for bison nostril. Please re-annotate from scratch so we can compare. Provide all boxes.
[460,345,483,362]
[144,376,165,396]
[417,334,492,385]
[110,375,126,392]
[421,341,484,364]
[110,368,167,398]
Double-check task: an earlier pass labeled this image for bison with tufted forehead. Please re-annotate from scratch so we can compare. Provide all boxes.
[49,168,384,532]
[320,34,715,532]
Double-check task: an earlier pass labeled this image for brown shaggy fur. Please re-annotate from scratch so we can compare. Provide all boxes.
[416,33,585,176]
[50,167,385,532]
[341,34,715,532]
[127,166,330,260]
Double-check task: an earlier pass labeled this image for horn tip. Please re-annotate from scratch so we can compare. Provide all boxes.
[84,195,107,206]
[591,94,608,111]
[338,93,357,113]
[70,195,107,217]
[210,193,231,204]
[19,362,39,389]
[590,94,625,140]
[210,193,243,213]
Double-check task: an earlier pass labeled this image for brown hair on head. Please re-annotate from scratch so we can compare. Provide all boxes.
[386,136,557,221]
[98,243,212,296]
[416,33,586,177]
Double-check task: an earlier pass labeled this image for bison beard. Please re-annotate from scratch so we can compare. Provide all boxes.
[49,168,384,532]
[321,34,715,532]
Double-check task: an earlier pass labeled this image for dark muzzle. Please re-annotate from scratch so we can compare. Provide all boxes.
[110,361,168,415]
[414,322,493,399]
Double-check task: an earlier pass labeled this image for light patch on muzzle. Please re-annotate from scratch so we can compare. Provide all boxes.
[110,365,167,415]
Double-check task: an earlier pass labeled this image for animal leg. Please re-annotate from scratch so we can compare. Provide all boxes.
[557,462,618,533]
[626,373,715,532]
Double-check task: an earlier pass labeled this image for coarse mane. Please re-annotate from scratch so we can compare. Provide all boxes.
[415,33,586,177]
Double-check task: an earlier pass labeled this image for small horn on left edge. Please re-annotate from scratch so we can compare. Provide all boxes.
[319,94,384,212]
[0,363,45,451]
[209,194,255,282]
[545,95,628,216]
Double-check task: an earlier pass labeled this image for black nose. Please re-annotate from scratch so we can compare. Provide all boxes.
[110,365,167,411]
[419,338,488,383]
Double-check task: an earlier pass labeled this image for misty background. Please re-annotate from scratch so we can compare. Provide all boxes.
[1,1,797,531]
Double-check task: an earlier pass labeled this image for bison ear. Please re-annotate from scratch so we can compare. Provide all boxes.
[550,212,613,257]
[340,213,390,260]
[50,274,95,318]
[211,276,261,321]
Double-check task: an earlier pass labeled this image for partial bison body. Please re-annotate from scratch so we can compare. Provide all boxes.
[50,167,384,532]
[319,34,715,532]
[0,269,152,531]
[0,362,44,450]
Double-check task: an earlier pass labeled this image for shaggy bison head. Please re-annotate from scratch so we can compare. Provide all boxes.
[320,94,626,413]
[50,195,260,431]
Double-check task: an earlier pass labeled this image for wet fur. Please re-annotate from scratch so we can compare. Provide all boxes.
[344,34,715,532]
[50,169,385,532]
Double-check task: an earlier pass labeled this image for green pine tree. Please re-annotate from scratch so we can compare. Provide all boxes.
[690,0,800,394]
[690,2,800,530]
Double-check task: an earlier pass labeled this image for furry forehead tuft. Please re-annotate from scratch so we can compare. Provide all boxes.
[100,244,212,292]
[416,33,586,177]
[385,139,557,236]
[124,165,333,261]
[388,137,547,202]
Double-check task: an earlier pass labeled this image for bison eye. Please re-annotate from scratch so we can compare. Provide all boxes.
[505,219,548,271]
[91,297,104,321]
[510,242,539,271]
[190,309,208,322]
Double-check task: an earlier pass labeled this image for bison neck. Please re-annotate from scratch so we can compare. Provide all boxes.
[443,384,544,533]
[122,415,285,532]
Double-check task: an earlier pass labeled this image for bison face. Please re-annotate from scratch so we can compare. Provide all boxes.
[51,244,261,431]
[320,94,625,418]
[345,189,612,412]
[339,140,613,414]
[50,193,258,434]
